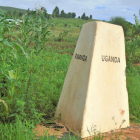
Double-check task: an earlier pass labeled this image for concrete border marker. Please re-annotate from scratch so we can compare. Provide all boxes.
[54,21,130,138]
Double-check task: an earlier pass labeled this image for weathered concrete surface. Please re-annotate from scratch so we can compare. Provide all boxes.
[54,21,129,138]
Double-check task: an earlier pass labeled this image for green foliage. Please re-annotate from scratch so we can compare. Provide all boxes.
[60,10,65,18]
[128,14,140,41]
[52,6,59,18]
[3,7,51,20]
[6,10,12,17]
[90,15,92,19]
[126,66,140,123]
[81,12,86,19]
[19,11,23,17]
[125,39,140,63]
[109,16,128,37]
[56,9,76,19]
[67,12,72,18]
[41,7,48,18]
[0,9,55,123]
[57,30,69,42]
[0,116,38,139]
[0,9,28,121]
[81,12,89,20]
[64,12,76,18]
[1,6,90,20]
[124,14,140,64]
[0,9,77,126]
[72,12,76,18]
[18,13,52,53]
[126,28,132,36]
[13,10,18,18]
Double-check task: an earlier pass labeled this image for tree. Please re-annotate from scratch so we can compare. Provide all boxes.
[47,14,52,20]
[41,7,45,11]
[134,14,139,25]
[26,8,31,16]
[78,16,80,19]
[52,6,59,18]
[72,12,76,18]
[81,13,89,20]
[41,7,48,18]
[60,10,65,18]
[19,12,23,17]
[7,10,12,17]
[13,10,18,18]
[67,12,72,18]
[85,16,89,20]
[81,12,86,19]
[30,10,36,16]
[90,15,92,19]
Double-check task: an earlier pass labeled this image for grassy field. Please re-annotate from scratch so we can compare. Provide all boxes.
[0,9,140,139]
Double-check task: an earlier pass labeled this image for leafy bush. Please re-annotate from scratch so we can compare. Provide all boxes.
[57,30,68,42]
[109,16,129,37]
[125,14,140,64]
[0,9,72,125]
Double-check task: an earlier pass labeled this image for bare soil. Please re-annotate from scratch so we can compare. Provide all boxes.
[33,120,140,140]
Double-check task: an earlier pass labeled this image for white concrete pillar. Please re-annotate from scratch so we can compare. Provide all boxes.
[54,21,129,138]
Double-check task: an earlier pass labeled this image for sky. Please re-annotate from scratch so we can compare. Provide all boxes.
[1,0,140,24]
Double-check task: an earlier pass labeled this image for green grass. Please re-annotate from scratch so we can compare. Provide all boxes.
[0,9,140,140]
[0,116,133,140]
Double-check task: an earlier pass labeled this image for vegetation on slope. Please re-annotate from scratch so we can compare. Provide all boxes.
[0,6,27,13]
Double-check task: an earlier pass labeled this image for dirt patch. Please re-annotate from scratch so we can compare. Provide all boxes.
[133,63,140,67]
[33,120,140,140]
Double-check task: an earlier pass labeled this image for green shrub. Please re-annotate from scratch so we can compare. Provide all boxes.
[109,16,129,37]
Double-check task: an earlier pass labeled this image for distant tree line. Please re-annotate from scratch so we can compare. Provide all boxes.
[52,6,92,20]
[26,7,52,19]
[5,6,93,20]
[79,12,92,20]
[6,10,24,18]
[6,7,52,19]
[52,6,76,18]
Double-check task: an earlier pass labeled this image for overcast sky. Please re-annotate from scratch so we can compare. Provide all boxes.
[1,0,140,24]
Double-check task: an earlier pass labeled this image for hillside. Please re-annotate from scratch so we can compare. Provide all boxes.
[0,6,27,13]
